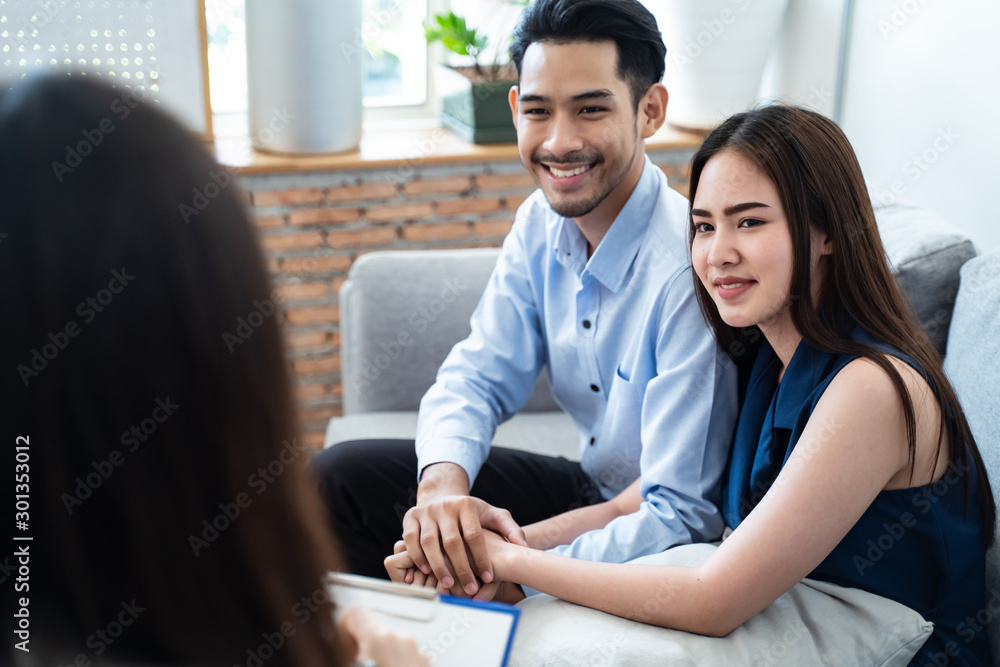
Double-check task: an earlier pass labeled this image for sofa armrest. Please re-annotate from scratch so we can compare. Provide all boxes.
[943,248,1000,664]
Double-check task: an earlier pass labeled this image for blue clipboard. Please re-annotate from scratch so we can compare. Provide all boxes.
[328,571,521,667]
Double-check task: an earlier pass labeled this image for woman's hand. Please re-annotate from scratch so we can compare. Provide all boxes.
[386,540,465,595]
[479,529,516,580]
[474,531,526,604]
[386,540,441,589]
[337,605,430,667]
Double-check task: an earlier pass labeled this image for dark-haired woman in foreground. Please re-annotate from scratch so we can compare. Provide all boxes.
[389,105,995,664]
[1,74,427,666]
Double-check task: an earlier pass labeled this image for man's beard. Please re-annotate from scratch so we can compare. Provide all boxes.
[535,142,638,218]
[548,187,612,218]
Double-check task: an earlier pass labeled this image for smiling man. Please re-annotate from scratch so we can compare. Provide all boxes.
[312,0,738,596]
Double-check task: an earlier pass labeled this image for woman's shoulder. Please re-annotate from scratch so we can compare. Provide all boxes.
[823,347,945,488]
[821,356,912,420]
[830,354,932,409]
[817,327,931,397]
[835,328,937,415]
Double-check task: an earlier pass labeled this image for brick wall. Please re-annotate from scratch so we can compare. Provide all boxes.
[236,148,695,450]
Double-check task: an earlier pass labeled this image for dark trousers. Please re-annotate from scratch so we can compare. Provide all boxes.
[309,439,602,579]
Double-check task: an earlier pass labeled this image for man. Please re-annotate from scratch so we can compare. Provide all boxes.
[312,0,737,598]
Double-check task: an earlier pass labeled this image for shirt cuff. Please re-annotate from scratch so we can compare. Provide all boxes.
[520,584,543,597]
[416,437,486,487]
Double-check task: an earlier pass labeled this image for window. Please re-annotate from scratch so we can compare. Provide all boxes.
[445,0,525,70]
[206,0,442,122]
[362,0,428,109]
[206,0,246,114]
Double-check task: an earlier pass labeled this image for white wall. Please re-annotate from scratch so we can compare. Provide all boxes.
[761,0,1000,254]
[840,0,1000,253]
[504,0,1000,252]
[758,0,844,118]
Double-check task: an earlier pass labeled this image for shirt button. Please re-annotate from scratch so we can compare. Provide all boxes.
[589,437,596,446]
[582,319,591,329]
[590,384,599,392]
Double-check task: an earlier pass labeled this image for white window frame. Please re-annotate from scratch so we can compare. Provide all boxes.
[362,0,450,129]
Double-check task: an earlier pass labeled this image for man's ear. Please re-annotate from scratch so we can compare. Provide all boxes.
[508,85,519,127]
[639,83,668,140]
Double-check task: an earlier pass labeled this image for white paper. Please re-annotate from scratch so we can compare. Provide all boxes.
[329,572,519,667]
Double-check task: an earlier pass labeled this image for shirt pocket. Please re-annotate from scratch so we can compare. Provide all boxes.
[593,364,646,491]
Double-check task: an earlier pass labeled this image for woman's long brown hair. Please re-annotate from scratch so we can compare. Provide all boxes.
[687,105,996,545]
[1,75,347,665]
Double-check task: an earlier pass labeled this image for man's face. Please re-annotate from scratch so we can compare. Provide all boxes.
[510,40,645,221]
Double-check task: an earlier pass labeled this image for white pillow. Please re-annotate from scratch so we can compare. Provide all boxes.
[509,543,931,666]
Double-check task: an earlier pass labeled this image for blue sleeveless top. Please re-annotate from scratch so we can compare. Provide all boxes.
[722,327,990,666]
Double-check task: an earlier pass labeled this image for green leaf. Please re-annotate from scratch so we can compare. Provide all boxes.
[424,11,489,58]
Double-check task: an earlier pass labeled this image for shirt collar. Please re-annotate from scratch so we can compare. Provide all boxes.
[553,155,661,290]
[553,213,589,278]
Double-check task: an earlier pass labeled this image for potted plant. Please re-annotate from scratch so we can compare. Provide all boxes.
[424,7,524,144]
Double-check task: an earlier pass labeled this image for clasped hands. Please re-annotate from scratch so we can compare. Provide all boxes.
[384,495,527,604]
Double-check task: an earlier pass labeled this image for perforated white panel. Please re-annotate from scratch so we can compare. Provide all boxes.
[0,0,209,135]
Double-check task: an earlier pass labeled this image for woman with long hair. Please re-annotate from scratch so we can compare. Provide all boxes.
[1,74,426,666]
[388,105,996,665]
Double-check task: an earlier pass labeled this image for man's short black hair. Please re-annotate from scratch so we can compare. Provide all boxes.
[510,0,667,109]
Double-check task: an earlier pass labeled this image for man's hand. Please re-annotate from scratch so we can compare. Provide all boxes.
[386,538,526,605]
[415,462,472,505]
[404,463,526,596]
[402,495,526,595]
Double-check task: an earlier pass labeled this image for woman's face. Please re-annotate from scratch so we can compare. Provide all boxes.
[691,150,829,333]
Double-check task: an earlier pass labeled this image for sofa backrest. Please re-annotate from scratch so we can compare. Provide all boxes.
[339,248,560,414]
[337,204,972,416]
[943,248,1000,662]
[874,203,977,355]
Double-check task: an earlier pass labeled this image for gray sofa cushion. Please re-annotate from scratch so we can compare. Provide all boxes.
[943,248,1000,663]
[339,248,559,414]
[875,203,977,354]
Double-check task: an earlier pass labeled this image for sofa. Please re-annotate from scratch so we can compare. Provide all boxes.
[324,201,999,664]
[326,246,578,461]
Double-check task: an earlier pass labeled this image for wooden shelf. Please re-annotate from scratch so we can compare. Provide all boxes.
[215,122,704,175]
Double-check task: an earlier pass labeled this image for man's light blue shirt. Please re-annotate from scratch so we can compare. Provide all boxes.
[416,156,738,566]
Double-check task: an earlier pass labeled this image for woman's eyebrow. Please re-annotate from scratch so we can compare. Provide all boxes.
[691,201,771,217]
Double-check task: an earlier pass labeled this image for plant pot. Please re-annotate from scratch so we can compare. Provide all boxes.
[245,0,363,154]
[436,65,517,144]
[657,0,789,132]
